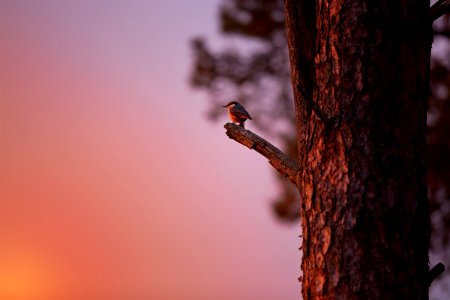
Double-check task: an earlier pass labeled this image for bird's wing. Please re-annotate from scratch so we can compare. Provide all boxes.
[234,106,252,119]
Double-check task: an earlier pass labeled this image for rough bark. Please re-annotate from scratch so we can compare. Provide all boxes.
[222,0,434,298]
[286,0,432,299]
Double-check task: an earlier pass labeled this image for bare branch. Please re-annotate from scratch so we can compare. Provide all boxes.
[224,123,299,185]
[433,28,450,38]
[429,0,450,22]
[284,0,316,119]
[428,262,445,286]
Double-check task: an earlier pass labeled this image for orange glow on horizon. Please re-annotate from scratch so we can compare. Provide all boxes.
[0,1,301,299]
[0,244,65,300]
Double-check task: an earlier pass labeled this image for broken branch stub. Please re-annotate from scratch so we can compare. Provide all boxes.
[224,123,299,186]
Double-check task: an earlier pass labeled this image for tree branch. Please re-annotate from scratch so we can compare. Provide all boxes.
[429,0,450,22]
[433,28,450,38]
[283,0,340,128]
[284,0,316,119]
[428,262,445,286]
[224,123,299,185]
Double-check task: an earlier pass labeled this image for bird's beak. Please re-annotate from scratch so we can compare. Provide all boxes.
[222,105,228,108]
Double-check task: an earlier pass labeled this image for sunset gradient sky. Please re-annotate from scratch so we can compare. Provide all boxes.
[0,1,300,299]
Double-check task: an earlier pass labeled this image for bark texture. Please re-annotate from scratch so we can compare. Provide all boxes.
[286,0,432,299]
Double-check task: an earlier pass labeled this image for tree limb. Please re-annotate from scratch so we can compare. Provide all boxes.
[429,0,450,21]
[433,28,450,38]
[284,0,316,120]
[428,262,445,286]
[224,123,299,185]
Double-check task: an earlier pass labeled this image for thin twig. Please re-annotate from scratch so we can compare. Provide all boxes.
[433,29,450,38]
[428,262,445,286]
[224,123,299,185]
[429,0,450,22]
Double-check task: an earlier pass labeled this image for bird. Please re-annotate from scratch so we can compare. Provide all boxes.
[222,101,253,127]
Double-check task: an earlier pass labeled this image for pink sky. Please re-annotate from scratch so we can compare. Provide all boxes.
[0,1,300,299]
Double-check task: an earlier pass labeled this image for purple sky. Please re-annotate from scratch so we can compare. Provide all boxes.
[0,1,301,299]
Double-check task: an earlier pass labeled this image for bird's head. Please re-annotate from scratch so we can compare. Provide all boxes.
[222,101,240,108]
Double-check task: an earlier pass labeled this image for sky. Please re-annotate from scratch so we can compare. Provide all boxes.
[0,1,301,299]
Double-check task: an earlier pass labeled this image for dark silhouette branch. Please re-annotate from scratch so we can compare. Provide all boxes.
[428,262,445,286]
[284,0,337,128]
[433,28,450,38]
[224,123,299,185]
[284,0,316,121]
[429,0,450,21]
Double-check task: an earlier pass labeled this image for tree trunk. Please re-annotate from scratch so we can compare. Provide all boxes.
[286,0,432,299]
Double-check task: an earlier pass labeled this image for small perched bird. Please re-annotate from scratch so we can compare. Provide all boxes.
[222,101,253,127]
